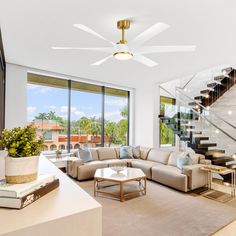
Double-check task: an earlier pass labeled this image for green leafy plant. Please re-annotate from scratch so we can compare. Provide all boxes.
[0,125,44,158]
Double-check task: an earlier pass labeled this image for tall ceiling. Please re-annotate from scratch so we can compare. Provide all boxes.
[0,0,236,88]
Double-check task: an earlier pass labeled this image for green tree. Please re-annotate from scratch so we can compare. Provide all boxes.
[35,112,48,131]
[104,121,117,146]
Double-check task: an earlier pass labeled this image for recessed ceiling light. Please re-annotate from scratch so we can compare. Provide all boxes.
[206,106,210,110]
[228,110,232,115]
[215,129,219,134]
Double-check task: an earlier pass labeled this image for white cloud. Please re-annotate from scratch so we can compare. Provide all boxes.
[105,111,122,122]
[27,84,52,93]
[60,106,68,113]
[59,106,85,119]
[70,107,77,113]
[74,111,85,117]
[27,106,37,114]
[47,105,57,110]
[105,98,127,107]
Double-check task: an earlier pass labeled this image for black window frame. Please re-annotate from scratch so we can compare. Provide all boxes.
[27,73,130,152]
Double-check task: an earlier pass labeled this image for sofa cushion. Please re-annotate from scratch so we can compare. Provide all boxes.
[140,147,151,160]
[77,146,93,163]
[189,153,203,165]
[133,146,141,159]
[97,147,117,161]
[89,148,99,161]
[131,159,161,179]
[77,161,108,180]
[147,149,171,164]
[120,146,133,159]
[152,165,188,192]
[102,159,128,166]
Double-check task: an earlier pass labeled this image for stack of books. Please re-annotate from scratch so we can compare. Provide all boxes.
[0,174,59,209]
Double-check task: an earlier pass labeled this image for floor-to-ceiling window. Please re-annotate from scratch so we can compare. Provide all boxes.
[27,73,130,152]
[160,96,176,147]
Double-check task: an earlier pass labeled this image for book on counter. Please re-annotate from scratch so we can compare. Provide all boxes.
[0,179,59,209]
[0,174,55,198]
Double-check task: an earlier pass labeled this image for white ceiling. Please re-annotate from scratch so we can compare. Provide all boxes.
[0,0,236,88]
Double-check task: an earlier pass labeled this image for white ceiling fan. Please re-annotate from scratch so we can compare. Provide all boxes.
[52,19,196,67]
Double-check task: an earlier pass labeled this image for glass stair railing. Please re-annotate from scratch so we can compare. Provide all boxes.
[160,85,236,166]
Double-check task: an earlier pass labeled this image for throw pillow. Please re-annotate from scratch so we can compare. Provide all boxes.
[120,146,133,159]
[78,146,93,163]
[177,153,192,170]
[133,146,141,159]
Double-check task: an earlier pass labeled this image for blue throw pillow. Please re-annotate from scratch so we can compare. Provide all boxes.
[120,146,133,159]
[177,153,192,170]
[78,146,93,163]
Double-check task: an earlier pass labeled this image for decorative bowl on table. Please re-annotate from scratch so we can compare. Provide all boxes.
[110,165,126,173]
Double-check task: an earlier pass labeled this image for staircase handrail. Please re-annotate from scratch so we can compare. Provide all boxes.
[176,87,236,130]
[159,85,236,143]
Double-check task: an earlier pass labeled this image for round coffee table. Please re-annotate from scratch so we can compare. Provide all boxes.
[94,167,146,202]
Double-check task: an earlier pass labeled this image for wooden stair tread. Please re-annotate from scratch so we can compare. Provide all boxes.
[198,143,217,148]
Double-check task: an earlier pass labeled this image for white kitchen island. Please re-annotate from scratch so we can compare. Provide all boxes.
[0,155,102,236]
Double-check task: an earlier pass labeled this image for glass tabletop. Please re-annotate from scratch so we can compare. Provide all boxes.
[94,167,146,182]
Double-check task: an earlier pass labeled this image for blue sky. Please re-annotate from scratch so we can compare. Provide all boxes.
[27,84,127,122]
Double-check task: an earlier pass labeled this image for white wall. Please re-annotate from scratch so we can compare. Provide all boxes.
[4,63,160,149]
[5,64,28,128]
[134,83,160,147]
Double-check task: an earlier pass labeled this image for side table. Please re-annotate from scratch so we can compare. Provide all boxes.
[200,166,236,197]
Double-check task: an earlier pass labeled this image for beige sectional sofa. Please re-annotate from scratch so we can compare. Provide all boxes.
[68,147,210,192]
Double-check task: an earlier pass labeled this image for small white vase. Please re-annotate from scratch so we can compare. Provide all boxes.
[5,156,39,184]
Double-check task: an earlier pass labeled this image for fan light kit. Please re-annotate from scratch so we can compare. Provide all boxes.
[52,19,196,67]
[113,20,133,60]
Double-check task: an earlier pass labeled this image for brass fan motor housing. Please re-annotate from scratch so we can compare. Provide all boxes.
[117,20,131,44]
[117,20,130,30]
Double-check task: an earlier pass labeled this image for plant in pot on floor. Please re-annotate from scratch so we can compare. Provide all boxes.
[0,125,44,184]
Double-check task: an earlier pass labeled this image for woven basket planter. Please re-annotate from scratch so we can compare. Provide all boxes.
[5,156,39,184]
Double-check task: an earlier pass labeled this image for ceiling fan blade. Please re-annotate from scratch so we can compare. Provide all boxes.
[92,55,112,66]
[130,22,169,46]
[51,46,113,53]
[132,55,158,67]
[73,24,114,45]
[136,45,196,54]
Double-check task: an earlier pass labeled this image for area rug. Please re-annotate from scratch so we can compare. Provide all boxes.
[78,180,236,236]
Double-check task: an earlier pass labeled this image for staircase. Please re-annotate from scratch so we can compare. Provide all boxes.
[160,66,236,167]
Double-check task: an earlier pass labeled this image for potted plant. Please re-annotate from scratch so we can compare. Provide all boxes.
[0,125,44,184]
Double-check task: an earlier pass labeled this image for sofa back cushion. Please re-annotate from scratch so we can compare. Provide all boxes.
[97,147,117,161]
[140,147,151,160]
[168,151,204,167]
[189,153,204,165]
[89,148,99,161]
[147,149,171,164]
